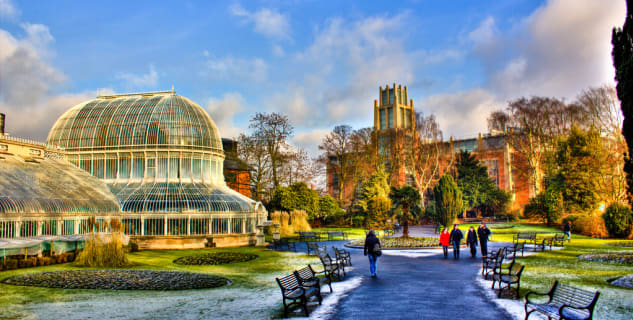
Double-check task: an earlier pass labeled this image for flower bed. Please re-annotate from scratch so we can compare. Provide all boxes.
[488,224,515,229]
[578,253,633,265]
[605,241,633,247]
[347,237,440,248]
[1,270,230,290]
[173,252,258,265]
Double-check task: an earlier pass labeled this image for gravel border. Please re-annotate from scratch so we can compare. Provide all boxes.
[578,253,633,265]
[1,270,230,290]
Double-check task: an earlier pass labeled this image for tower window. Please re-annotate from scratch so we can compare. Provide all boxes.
[388,107,393,128]
[380,109,386,129]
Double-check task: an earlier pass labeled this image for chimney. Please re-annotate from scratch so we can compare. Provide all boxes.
[0,113,5,136]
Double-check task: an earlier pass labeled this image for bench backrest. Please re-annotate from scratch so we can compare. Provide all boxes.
[294,266,315,282]
[276,274,300,292]
[511,263,524,277]
[551,281,600,309]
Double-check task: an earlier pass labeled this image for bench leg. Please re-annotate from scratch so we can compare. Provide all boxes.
[301,296,309,316]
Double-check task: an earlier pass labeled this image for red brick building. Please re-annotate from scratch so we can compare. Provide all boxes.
[222,138,251,198]
[326,84,532,210]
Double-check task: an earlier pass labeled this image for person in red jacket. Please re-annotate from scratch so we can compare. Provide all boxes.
[439,227,450,259]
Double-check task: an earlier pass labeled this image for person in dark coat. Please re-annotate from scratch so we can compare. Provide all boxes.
[466,226,478,258]
[363,230,381,278]
[477,222,492,257]
[449,224,463,259]
[564,221,572,240]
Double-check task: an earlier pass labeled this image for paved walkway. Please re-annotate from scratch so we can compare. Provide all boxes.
[310,226,514,320]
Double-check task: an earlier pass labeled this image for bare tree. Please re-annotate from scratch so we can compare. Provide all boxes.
[577,86,623,137]
[505,97,588,195]
[237,133,270,201]
[487,110,510,133]
[318,125,355,206]
[248,112,294,189]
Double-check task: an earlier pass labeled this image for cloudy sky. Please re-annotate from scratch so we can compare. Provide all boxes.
[0,0,626,156]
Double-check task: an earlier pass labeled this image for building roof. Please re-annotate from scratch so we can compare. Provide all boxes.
[46,91,222,153]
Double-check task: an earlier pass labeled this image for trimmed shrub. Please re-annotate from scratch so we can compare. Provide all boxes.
[351,215,365,227]
[603,203,633,238]
[366,196,392,229]
[433,175,463,228]
[524,188,563,225]
[574,214,609,238]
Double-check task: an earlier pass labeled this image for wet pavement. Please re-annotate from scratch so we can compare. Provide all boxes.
[301,226,515,320]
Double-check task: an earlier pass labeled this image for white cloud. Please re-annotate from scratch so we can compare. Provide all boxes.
[471,0,626,100]
[115,64,159,90]
[202,55,268,83]
[417,88,505,139]
[291,129,331,158]
[272,44,285,57]
[0,0,19,19]
[0,24,65,107]
[205,92,246,139]
[230,4,290,40]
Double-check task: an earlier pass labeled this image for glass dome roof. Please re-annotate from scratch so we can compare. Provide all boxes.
[47,91,222,153]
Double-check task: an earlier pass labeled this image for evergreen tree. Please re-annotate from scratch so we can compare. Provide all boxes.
[613,0,633,202]
[433,174,463,228]
[389,185,422,238]
[455,150,499,216]
[356,166,390,213]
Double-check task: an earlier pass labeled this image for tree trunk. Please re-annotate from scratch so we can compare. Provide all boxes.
[401,209,410,238]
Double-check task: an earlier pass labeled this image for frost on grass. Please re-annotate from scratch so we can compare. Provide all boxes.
[286,276,363,320]
[475,276,525,320]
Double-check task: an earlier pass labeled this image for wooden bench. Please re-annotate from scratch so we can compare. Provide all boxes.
[506,242,525,257]
[544,233,567,248]
[513,232,537,245]
[294,264,332,294]
[276,273,321,316]
[306,242,320,255]
[482,247,506,279]
[319,253,345,281]
[492,260,524,298]
[333,247,351,266]
[525,281,600,320]
[327,231,348,241]
[299,232,318,242]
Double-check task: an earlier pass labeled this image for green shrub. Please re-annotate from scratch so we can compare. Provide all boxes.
[574,213,609,238]
[366,196,392,229]
[126,241,139,253]
[433,174,463,228]
[603,203,633,238]
[5,259,17,270]
[495,209,520,222]
[351,215,365,227]
[524,187,562,225]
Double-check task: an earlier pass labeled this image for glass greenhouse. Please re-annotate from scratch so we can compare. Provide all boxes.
[0,91,265,243]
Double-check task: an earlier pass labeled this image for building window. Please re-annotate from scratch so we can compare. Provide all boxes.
[406,109,412,128]
[483,159,499,187]
[382,90,387,105]
[389,89,394,104]
[388,107,393,128]
[380,109,386,129]
[404,91,408,106]
[400,109,405,128]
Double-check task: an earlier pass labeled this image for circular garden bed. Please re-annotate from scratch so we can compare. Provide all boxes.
[347,237,440,248]
[578,253,633,265]
[609,274,633,288]
[1,270,230,290]
[173,252,258,265]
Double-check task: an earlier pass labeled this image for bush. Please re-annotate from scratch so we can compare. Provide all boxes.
[125,241,139,253]
[351,215,365,227]
[603,203,633,238]
[495,209,520,222]
[573,214,609,238]
[5,259,17,270]
[524,188,562,225]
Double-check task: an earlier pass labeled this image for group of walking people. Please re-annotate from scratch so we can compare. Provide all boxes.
[440,222,491,259]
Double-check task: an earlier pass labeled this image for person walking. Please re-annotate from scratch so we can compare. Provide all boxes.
[440,227,450,259]
[564,221,572,241]
[466,226,478,258]
[477,222,491,257]
[363,230,381,278]
[449,224,463,259]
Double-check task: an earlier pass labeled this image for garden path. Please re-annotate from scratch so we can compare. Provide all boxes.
[311,226,514,320]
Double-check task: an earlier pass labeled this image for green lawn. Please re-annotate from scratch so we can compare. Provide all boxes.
[0,247,320,319]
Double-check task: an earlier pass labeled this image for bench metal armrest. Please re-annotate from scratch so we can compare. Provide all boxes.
[525,290,552,304]
[559,304,591,320]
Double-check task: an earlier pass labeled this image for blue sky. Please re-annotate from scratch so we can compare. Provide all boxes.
[0,0,626,156]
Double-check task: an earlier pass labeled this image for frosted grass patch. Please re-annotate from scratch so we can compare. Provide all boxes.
[290,276,363,320]
[475,275,524,320]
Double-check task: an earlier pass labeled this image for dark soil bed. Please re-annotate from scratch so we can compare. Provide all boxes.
[605,241,633,247]
[173,252,258,265]
[578,253,633,265]
[1,270,230,290]
[347,237,440,248]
